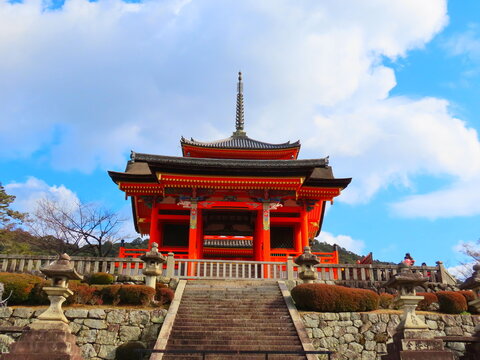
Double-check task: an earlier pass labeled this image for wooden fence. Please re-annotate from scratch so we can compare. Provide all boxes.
[0,254,457,285]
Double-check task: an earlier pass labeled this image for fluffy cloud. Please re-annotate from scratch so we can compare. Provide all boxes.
[3,0,479,219]
[317,231,365,254]
[5,176,80,214]
[391,179,480,218]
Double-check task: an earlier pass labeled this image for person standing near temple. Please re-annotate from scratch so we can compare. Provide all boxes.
[403,253,415,266]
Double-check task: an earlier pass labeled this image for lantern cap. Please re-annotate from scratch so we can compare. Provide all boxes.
[140,242,166,263]
[294,246,320,266]
[41,253,83,281]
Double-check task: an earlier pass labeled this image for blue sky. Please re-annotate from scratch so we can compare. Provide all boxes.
[1,0,480,271]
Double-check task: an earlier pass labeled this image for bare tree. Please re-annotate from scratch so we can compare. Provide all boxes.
[451,239,480,280]
[30,198,127,257]
[461,239,480,263]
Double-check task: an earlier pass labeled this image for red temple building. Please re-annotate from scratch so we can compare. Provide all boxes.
[108,73,351,263]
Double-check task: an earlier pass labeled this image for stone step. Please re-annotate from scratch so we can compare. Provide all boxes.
[172,320,294,327]
[171,325,297,332]
[170,331,299,338]
[181,299,284,309]
[184,288,280,291]
[178,299,286,304]
[399,350,455,359]
[166,344,304,350]
[162,354,307,360]
[183,289,280,292]
[159,280,307,360]
[168,338,302,346]
[181,294,282,297]
[175,310,290,316]
[181,296,281,300]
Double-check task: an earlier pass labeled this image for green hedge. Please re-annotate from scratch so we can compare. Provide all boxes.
[0,272,167,307]
[291,283,379,312]
[88,272,114,285]
[0,272,48,305]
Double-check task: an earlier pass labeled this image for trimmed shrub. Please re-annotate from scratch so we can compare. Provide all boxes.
[458,290,477,314]
[417,292,438,311]
[0,272,45,305]
[379,293,395,309]
[437,291,467,314]
[67,282,103,305]
[99,284,122,305]
[118,285,155,306]
[116,341,146,360]
[291,283,379,312]
[29,279,49,305]
[156,287,175,305]
[88,272,114,285]
[458,290,475,303]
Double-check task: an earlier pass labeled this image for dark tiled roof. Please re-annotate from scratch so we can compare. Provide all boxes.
[181,135,300,150]
[131,152,327,169]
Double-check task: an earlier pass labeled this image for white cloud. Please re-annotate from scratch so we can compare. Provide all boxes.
[443,24,480,60]
[391,179,480,218]
[316,231,365,254]
[447,263,472,281]
[3,0,479,219]
[5,176,80,214]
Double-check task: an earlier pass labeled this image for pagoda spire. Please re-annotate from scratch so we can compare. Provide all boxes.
[234,71,246,136]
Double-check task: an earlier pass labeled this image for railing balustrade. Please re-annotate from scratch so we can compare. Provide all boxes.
[0,254,454,285]
[0,254,144,277]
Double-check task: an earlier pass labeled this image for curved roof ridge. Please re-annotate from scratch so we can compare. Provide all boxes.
[180,134,300,150]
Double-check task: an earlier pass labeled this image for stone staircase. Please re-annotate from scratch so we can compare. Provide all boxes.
[161,280,309,360]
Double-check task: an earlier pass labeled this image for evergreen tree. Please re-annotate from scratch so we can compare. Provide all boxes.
[0,183,26,229]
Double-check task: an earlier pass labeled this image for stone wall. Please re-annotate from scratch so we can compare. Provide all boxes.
[301,311,480,360]
[0,307,166,360]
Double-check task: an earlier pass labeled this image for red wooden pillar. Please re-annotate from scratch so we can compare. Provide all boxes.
[196,208,203,258]
[188,201,199,260]
[149,201,160,249]
[300,205,309,250]
[294,223,302,255]
[261,202,271,262]
[254,209,263,261]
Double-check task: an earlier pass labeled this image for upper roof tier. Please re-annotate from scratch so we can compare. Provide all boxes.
[180,72,301,160]
[108,151,351,190]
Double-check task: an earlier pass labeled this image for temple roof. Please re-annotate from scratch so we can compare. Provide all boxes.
[108,152,351,189]
[181,135,300,150]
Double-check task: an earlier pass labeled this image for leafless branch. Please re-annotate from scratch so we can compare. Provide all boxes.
[29,198,127,257]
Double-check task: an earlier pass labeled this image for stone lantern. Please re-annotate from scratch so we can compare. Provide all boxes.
[2,254,85,360]
[382,263,455,360]
[31,253,83,330]
[384,262,429,331]
[459,263,480,313]
[294,246,319,284]
[459,263,480,356]
[141,242,166,289]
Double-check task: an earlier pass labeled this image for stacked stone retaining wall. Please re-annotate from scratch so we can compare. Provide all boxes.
[0,307,166,360]
[301,311,480,360]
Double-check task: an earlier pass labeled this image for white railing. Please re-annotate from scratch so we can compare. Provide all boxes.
[173,258,290,280]
[0,254,455,285]
[0,254,144,277]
